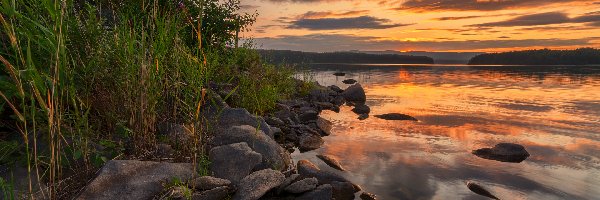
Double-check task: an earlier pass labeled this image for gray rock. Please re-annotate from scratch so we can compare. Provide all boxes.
[210,125,292,171]
[342,83,366,103]
[316,117,333,136]
[297,160,349,185]
[332,96,345,106]
[309,89,331,103]
[360,192,377,200]
[215,108,274,138]
[374,113,417,121]
[298,133,324,152]
[192,176,232,191]
[192,186,231,200]
[316,155,344,171]
[331,181,355,200]
[351,104,370,115]
[209,142,262,185]
[233,169,285,200]
[328,85,343,93]
[342,79,357,84]
[265,117,285,127]
[314,102,335,111]
[274,109,300,125]
[298,110,319,123]
[284,177,318,194]
[277,174,300,194]
[472,143,530,163]
[76,160,194,200]
[297,184,333,200]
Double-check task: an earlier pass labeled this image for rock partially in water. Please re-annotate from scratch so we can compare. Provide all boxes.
[76,160,194,200]
[472,143,530,163]
[331,181,356,200]
[360,192,377,200]
[328,85,343,93]
[296,184,333,200]
[466,181,500,200]
[358,114,369,120]
[342,83,366,103]
[191,176,232,191]
[297,160,349,185]
[298,109,319,123]
[192,186,232,200]
[333,72,346,76]
[284,177,318,194]
[332,96,345,106]
[314,102,335,111]
[342,79,357,84]
[298,133,324,152]
[309,89,332,103]
[374,113,418,121]
[210,125,292,171]
[209,142,262,185]
[233,169,285,200]
[316,117,333,136]
[316,155,345,171]
[352,104,370,115]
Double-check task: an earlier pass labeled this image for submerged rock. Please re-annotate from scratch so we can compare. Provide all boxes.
[342,79,357,84]
[342,83,366,103]
[76,160,194,200]
[233,169,285,200]
[209,142,262,185]
[466,181,500,200]
[472,143,530,163]
[374,113,417,121]
[316,155,345,171]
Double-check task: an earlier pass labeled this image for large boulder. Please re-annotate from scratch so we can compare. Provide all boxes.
[209,142,262,184]
[296,184,333,200]
[342,83,366,103]
[298,133,324,152]
[76,160,194,200]
[233,169,285,200]
[309,89,332,103]
[316,155,345,171]
[212,108,274,138]
[472,143,530,163]
[210,125,292,171]
[284,177,318,194]
[351,104,370,115]
[297,160,349,185]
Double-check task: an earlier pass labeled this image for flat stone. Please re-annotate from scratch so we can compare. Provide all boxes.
[472,143,530,163]
[284,177,318,194]
[360,192,377,200]
[316,155,345,171]
[192,176,232,191]
[296,184,333,200]
[233,169,285,200]
[298,133,324,152]
[209,142,262,185]
[331,181,355,200]
[192,186,231,200]
[374,113,417,121]
[76,160,194,200]
[210,125,292,171]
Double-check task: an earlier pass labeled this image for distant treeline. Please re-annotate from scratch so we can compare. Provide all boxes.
[468,48,600,65]
[258,50,434,64]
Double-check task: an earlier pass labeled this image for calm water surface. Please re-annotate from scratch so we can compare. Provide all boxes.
[292,64,600,200]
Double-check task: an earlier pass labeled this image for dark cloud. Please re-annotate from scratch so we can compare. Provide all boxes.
[288,15,411,30]
[297,10,370,19]
[395,0,594,12]
[252,34,595,52]
[470,11,600,27]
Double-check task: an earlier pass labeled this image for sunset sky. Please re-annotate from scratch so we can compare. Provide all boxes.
[239,0,600,52]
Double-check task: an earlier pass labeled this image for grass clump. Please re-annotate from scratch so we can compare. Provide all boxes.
[0,0,296,199]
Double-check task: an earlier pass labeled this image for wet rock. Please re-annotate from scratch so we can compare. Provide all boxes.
[358,114,369,120]
[472,143,530,163]
[328,85,343,93]
[233,169,285,200]
[374,113,417,121]
[342,79,357,84]
[210,125,292,171]
[360,192,377,200]
[342,83,366,103]
[277,174,300,194]
[466,181,500,200]
[192,186,231,200]
[332,96,345,106]
[76,160,194,200]
[215,108,274,138]
[274,109,300,125]
[352,104,370,115]
[192,176,232,191]
[284,177,318,194]
[297,160,349,185]
[297,184,333,200]
[333,72,346,76]
[331,181,355,200]
[209,142,262,185]
[316,117,333,136]
[298,133,324,152]
[316,155,344,171]
[309,89,331,103]
[298,110,319,123]
[314,102,335,110]
[331,105,341,113]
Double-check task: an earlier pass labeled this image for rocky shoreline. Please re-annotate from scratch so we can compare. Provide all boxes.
[75,80,377,200]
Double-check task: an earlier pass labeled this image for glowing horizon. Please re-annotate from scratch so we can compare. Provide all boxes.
[241,0,600,52]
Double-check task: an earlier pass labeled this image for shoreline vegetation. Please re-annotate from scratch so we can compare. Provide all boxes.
[258,49,434,64]
[468,48,600,65]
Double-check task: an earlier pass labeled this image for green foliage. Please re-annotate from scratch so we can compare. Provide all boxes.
[0,177,15,200]
[197,154,211,176]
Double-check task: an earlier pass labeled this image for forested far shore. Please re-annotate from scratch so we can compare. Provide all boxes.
[468,48,600,65]
[258,49,435,64]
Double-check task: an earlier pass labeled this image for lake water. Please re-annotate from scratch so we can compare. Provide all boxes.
[292,64,600,200]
